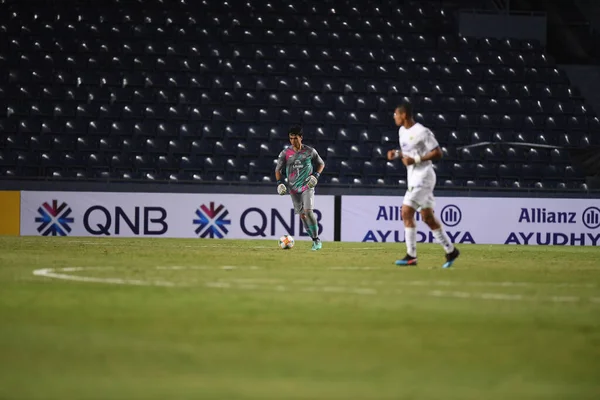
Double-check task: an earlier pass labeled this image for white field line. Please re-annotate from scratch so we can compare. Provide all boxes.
[156,265,261,270]
[326,266,386,270]
[197,283,595,302]
[205,281,378,296]
[33,268,176,287]
[209,277,597,289]
[31,266,600,304]
[428,290,588,304]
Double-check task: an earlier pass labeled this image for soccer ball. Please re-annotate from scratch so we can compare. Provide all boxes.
[278,234,295,249]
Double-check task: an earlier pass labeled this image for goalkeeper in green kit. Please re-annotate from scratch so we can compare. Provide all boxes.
[275,126,326,251]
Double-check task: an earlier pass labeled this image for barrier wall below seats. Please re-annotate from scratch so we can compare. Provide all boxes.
[0,191,20,236]
[11,190,600,246]
[19,191,335,241]
[341,196,600,246]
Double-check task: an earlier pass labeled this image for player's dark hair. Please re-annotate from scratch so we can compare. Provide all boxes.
[396,102,414,119]
[289,126,303,137]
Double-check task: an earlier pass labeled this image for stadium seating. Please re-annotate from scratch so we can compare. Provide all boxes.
[0,0,595,190]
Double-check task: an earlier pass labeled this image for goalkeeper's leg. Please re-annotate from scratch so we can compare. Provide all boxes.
[302,189,321,250]
[292,192,316,248]
[303,210,321,250]
[291,192,303,216]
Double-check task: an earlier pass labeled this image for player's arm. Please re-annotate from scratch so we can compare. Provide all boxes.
[402,146,442,166]
[314,157,325,175]
[424,146,443,161]
[275,151,287,195]
[306,149,325,188]
[387,149,402,160]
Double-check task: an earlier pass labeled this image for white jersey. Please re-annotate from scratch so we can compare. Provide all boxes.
[398,122,440,188]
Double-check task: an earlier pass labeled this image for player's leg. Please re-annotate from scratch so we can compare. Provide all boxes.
[420,207,454,253]
[419,193,460,268]
[299,213,311,236]
[294,195,320,250]
[290,192,309,234]
[302,189,322,250]
[395,190,419,265]
[304,208,322,251]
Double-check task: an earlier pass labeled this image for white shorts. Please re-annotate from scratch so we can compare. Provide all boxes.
[403,186,435,211]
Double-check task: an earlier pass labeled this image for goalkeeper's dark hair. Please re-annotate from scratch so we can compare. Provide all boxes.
[396,101,414,119]
[289,125,303,137]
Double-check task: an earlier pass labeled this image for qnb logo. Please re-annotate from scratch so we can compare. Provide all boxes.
[35,200,74,236]
[440,204,462,227]
[582,207,600,230]
[193,202,231,238]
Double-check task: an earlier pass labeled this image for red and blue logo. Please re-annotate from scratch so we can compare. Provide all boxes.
[35,200,74,236]
[193,202,231,238]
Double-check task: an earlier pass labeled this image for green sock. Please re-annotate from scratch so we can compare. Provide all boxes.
[305,211,319,240]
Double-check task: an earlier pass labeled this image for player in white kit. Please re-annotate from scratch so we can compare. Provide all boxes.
[387,102,460,268]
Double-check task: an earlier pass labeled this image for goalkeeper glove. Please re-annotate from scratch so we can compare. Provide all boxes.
[306,172,320,188]
[277,180,287,195]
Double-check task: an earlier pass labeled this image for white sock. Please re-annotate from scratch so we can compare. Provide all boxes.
[405,227,417,257]
[433,228,454,254]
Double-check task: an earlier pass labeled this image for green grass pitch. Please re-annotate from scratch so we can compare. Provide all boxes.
[1,236,599,399]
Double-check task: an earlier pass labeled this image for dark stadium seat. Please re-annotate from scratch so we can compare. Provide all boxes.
[0,0,594,191]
